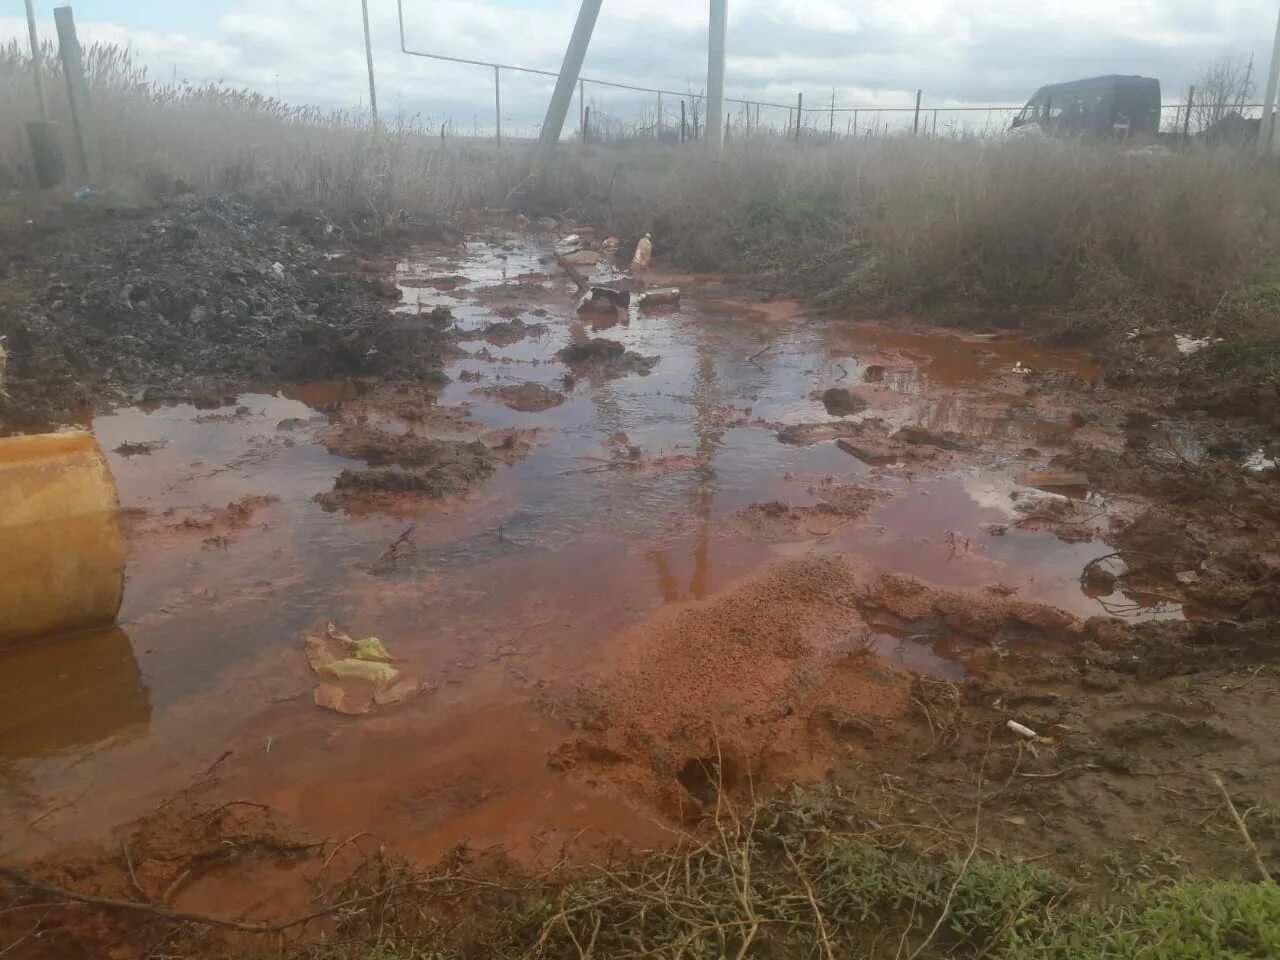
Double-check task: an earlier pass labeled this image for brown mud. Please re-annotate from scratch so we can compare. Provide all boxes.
[3,221,1280,957]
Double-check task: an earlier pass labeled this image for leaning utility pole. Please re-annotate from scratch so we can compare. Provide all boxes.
[1259,5,1280,155]
[538,0,604,156]
[706,0,727,148]
[361,0,379,123]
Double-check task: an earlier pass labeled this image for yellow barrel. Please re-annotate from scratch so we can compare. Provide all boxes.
[0,431,125,646]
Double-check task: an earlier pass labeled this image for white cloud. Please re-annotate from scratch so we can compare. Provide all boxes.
[3,0,1275,135]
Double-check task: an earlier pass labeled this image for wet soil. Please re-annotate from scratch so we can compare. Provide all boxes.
[4,221,1280,957]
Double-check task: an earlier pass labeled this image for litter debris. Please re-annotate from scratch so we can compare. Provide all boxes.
[72,186,95,200]
[325,622,396,662]
[637,288,680,308]
[1243,449,1277,473]
[303,622,424,715]
[1173,334,1223,356]
[314,683,369,716]
[1007,719,1040,740]
[586,285,631,308]
[1012,361,1032,376]
[631,233,653,271]
[601,236,620,251]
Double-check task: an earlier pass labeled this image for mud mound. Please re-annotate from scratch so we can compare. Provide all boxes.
[732,484,884,542]
[478,382,565,412]
[317,423,496,512]
[556,338,658,378]
[0,197,456,427]
[818,386,868,416]
[477,318,547,346]
[546,560,1098,822]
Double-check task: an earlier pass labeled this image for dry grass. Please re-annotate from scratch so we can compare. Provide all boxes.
[5,41,1280,319]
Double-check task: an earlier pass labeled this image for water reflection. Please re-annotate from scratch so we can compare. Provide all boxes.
[0,628,150,760]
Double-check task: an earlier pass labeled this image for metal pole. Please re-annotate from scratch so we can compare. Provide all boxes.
[707,0,727,147]
[795,92,802,142]
[657,92,662,136]
[1183,85,1194,138]
[583,105,590,144]
[24,0,47,120]
[681,99,687,141]
[853,109,858,137]
[1260,6,1280,155]
[360,0,379,123]
[53,6,97,184]
[579,78,585,139]
[932,108,938,137]
[913,89,922,136]
[829,88,835,137]
[494,65,502,148]
[538,0,604,156]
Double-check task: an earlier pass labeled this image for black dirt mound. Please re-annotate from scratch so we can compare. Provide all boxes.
[0,197,457,427]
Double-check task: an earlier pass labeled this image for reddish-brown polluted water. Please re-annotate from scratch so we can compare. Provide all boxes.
[0,235,1168,869]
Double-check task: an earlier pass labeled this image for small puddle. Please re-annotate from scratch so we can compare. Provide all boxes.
[0,232,1172,863]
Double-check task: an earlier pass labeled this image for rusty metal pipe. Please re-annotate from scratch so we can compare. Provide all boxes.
[0,431,125,646]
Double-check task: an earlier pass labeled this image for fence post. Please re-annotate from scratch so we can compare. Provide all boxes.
[913,89,922,136]
[829,88,836,138]
[493,66,502,148]
[681,99,687,142]
[853,109,858,137]
[53,6,98,184]
[1182,85,1194,139]
[795,92,803,143]
[579,79,586,139]
[932,108,938,137]
[583,105,590,144]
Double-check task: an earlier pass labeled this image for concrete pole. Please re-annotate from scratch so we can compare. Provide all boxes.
[538,0,604,155]
[494,66,502,148]
[53,6,98,184]
[1259,6,1280,155]
[24,0,47,119]
[361,0,378,124]
[706,0,727,147]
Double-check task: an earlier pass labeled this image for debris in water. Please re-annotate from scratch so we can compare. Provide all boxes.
[1007,719,1040,740]
[631,233,653,271]
[325,622,396,663]
[638,288,681,309]
[112,439,167,457]
[314,683,369,716]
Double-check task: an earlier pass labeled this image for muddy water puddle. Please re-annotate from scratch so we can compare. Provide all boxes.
[0,234,1169,865]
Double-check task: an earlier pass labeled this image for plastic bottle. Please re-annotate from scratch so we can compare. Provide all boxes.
[631,233,653,270]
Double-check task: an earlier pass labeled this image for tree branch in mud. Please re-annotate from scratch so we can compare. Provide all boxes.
[1209,773,1274,885]
[553,252,590,292]
[0,865,496,936]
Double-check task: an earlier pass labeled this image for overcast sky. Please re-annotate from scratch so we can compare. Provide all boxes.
[2,1,1274,134]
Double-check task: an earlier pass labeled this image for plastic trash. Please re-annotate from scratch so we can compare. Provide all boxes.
[631,233,653,270]
[638,288,680,308]
[73,186,95,200]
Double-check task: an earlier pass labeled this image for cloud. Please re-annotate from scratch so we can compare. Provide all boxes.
[2,0,1274,136]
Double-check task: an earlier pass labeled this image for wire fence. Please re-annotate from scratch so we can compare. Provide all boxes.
[396,0,1266,145]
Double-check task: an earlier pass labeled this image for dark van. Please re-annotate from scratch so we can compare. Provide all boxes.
[1010,75,1161,138]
